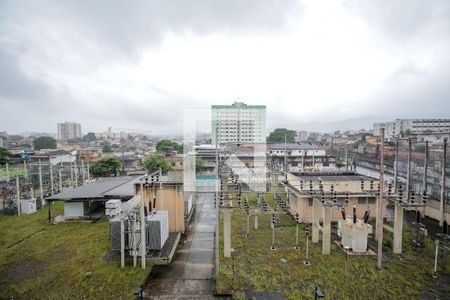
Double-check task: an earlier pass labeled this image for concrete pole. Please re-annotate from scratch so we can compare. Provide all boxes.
[215,132,220,276]
[5,163,9,182]
[246,214,250,238]
[58,168,63,192]
[434,239,439,274]
[312,198,320,243]
[132,212,137,267]
[284,135,288,180]
[302,151,305,172]
[140,181,146,269]
[23,160,27,179]
[87,162,90,181]
[81,160,85,184]
[345,147,348,172]
[440,138,447,229]
[377,128,385,269]
[393,205,404,254]
[223,209,231,258]
[16,176,21,216]
[393,137,399,193]
[322,206,332,255]
[422,141,429,217]
[120,211,125,268]
[160,167,164,211]
[254,214,258,230]
[406,138,412,202]
[49,164,54,195]
[312,151,315,171]
[423,141,428,192]
[38,160,44,206]
[74,159,78,187]
[70,158,74,187]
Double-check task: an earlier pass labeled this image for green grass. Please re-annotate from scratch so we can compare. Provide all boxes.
[0,166,25,178]
[216,192,450,300]
[0,203,152,299]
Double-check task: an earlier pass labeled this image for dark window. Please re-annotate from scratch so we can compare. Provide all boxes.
[368,197,376,204]
[308,198,313,206]
[358,197,366,204]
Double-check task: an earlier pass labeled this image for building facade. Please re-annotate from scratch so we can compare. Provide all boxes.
[212,102,266,144]
[57,122,82,141]
[374,119,450,140]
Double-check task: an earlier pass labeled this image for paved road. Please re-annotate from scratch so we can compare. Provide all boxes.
[144,192,220,299]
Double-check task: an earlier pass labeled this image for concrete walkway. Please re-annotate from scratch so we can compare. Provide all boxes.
[144,193,220,299]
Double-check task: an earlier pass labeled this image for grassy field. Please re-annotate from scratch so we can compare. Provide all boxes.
[0,166,26,178]
[0,203,152,299]
[216,192,450,300]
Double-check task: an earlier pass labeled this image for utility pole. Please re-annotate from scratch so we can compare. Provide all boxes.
[87,162,90,181]
[377,128,385,269]
[81,160,85,184]
[23,160,28,179]
[284,134,288,181]
[120,210,125,268]
[345,147,348,172]
[406,138,412,202]
[440,138,447,231]
[132,212,137,267]
[58,167,63,192]
[160,167,164,210]
[50,164,54,195]
[140,180,146,269]
[422,141,428,219]
[38,159,44,207]
[423,141,429,193]
[70,157,74,187]
[393,137,399,193]
[215,125,219,277]
[16,176,21,216]
[74,158,78,187]
[5,163,9,182]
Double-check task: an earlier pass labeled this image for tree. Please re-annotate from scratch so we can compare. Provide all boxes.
[143,155,173,174]
[0,147,11,165]
[33,136,57,150]
[89,157,121,177]
[267,128,296,143]
[83,132,97,142]
[196,156,205,173]
[102,143,113,153]
[156,140,183,153]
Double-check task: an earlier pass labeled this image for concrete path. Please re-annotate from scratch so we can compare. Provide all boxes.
[144,192,221,299]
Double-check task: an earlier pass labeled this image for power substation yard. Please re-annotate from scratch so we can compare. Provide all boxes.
[215,192,450,299]
[0,203,152,299]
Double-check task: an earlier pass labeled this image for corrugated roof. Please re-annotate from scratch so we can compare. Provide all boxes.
[269,143,319,150]
[46,176,138,200]
[104,177,141,197]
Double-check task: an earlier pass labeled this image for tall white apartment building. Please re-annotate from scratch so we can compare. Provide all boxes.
[374,119,450,139]
[57,122,82,140]
[212,102,266,144]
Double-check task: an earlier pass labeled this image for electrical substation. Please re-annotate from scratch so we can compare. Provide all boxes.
[213,134,450,298]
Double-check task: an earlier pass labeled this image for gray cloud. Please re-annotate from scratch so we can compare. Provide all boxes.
[344,0,450,40]
[0,47,50,102]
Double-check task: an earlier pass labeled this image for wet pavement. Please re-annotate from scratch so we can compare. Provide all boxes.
[144,193,219,299]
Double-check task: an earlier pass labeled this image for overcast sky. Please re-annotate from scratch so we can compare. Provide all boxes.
[0,0,449,135]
